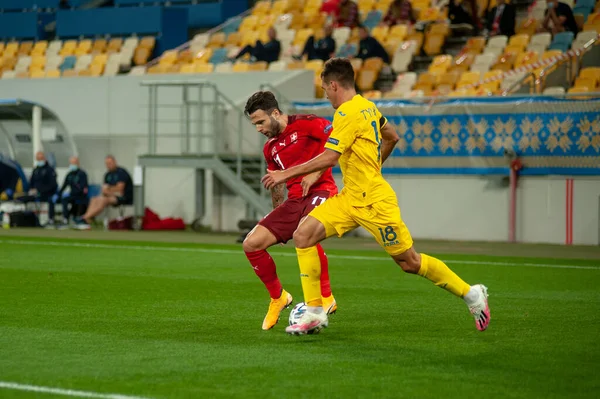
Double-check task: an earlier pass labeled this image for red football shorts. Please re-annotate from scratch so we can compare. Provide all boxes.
[258,190,333,243]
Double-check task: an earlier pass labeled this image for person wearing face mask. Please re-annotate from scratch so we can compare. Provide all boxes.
[24,151,58,227]
[543,1,578,34]
[54,156,89,229]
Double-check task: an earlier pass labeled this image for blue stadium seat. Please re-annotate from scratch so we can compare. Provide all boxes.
[210,48,229,64]
[362,10,383,30]
[548,32,575,52]
[59,56,77,72]
[222,17,242,34]
[336,43,358,58]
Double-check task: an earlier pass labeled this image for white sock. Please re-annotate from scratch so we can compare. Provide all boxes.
[306,306,324,314]
[463,286,481,306]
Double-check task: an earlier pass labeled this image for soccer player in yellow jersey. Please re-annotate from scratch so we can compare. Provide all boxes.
[262,58,491,335]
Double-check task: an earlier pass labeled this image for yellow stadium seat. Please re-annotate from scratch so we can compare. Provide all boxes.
[363,57,384,72]
[0,42,5,54]
[46,69,60,78]
[133,47,151,66]
[239,15,259,32]
[514,51,538,68]
[484,70,504,79]
[92,54,108,66]
[159,50,178,65]
[287,0,304,12]
[358,0,375,15]
[195,63,215,73]
[503,45,524,55]
[449,87,477,97]
[62,69,78,77]
[579,67,600,84]
[567,86,590,98]
[140,37,156,50]
[208,32,226,48]
[59,40,77,56]
[305,59,324,74]
[384,39,402,59]
[293,28,314,46]
[92,39,107,54]
[388,24,408,41]
[31,41,48,56]
[357,69,378,91]
[516,18,538,36]
[363,90,382,99]
[457,71,481,87]
[429,54,452,74]
[371,26,389,44]
[179,64,195,74]
[464,37,486,54]
[574,77,596,89]
[479,80,501,92]
[239,31,259,47]
[508,34,530,49]
[417,72,438,86]
[226,32,242,47]
[89,64,103,76]
[419,8,440,22]
[76,39,92,55]
[438,71,460,87]
[541,50,562,60]
[232,62,250,72]
[252,0,271,15]
[4,42,18,56]
[107,38,123,53]
[194,48,213,63]
[423,34,444,56]
[177,50,193,65]
[270,0,290,15]
[428,23,450,37]
[287,60,305,70]
[18,41,33,56]
[30,69,45,79]
[249,61,268,71]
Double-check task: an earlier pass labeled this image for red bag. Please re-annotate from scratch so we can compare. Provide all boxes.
[108,216,133,230]
[142,207,185,230]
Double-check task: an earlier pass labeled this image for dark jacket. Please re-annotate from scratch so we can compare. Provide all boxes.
[30,162,58,196]
[104,167,133,201]
[255,39,281,63]
[487,4,516,36]
[358,36,390,64]
[0,162,19,195]
[58,168,89,198]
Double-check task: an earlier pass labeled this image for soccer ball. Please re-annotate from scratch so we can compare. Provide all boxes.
[289,302,307,326]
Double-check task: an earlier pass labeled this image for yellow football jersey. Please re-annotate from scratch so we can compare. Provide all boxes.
[324,94,397,206]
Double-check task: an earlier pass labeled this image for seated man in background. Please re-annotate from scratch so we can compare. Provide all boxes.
[542,1,578,34]
[356,25,390,64]
[75,155,132,230]
[296,24,336,61]
[20,151,58,227]
[55,156,89,229]
[234,27,281,64]
[486,0,516,37]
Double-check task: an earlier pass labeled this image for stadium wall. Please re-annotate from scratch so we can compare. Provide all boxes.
[0,74,598,245]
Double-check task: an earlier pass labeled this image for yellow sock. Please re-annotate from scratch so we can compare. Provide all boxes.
[418,253,471,298]
[296,247,323,307]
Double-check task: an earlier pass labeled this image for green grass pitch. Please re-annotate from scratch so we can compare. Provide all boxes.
[1,236,599,398]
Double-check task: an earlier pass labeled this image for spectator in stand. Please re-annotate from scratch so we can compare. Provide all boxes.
[335,0,359,28]
[320,0,341,16]
[382,0,415,26]
[356,25,390,63]
[542,1,578,34]
[75,155,133,230]
[55,156,89,229]
[234,27,281,63]
[447,0,475,26]
[296,24,336,61]
[19,151,58,228]
[487,0,516,37]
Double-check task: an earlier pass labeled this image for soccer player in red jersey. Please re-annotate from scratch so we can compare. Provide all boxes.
[242,91,338,330]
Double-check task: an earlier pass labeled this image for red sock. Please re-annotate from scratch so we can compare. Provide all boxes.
[316,244,332,298]
[245,250,282,299]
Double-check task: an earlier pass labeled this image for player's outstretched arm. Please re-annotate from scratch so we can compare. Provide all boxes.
[261,150,340,190]
[380,122,400,164]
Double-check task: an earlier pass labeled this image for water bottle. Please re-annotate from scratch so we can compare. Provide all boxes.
[2,212,10,229]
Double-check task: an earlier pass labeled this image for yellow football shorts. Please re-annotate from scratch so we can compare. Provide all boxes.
[308,192,414,256]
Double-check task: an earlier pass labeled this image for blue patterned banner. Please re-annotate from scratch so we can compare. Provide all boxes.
[292,96,600,175]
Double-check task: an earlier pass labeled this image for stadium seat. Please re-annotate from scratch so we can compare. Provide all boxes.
[500,71,527,91]
[31,41,48,56]
[30,55,46,71]
[222,17,243,34]
[59,56,77,72]
[574,76,596,89]
[128,66,146,76]
[336,43,358,58]
[357,69,378,91]
[30,69,45,79]
[103,62,120,76]
[363,90,382,99]
[423,34,444,56]
[287,60,305,70]
[2,70,16,79]
[516,18,538,37]
[195,63,215,73]
[209,48,228,64]
[514,51,538,68]
[429,54,452,74]
[252,0,271,15]
[215,62,232,73]
[508,34,530,50]
[107,38,123,53]
[62,69,78,77]
[448,53,475,73]
[75,39,93,56]
[89,64,103,77]
[46,69,60,78]
[60,40,77,57]
[393,72,417,92]
[548,32,574,52]
[529,32,552,50]
[391,41,415,73]
[543,86,566,95]
[456,71,481,88]
[92,39,107,54]
[268,60,288,71]
[75,54,92,71]
[363,57,384,72]
[18,41,33,56]
[362,10,383,30]
[486,35,508,51]
[464,37,486,54]
[579,67,600,85]
[438,71,460,88]
[4,42,18,57]
[46,55,62,71]
[208,32,227,49]
[47,40,62,56]
[389,24,409,41]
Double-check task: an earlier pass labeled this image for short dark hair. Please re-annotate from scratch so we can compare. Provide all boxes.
[321,58,355,89]
[244,91,281,117]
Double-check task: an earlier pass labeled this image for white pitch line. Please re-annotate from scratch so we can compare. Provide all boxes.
[1,239,599,270]
[0,381,152,399]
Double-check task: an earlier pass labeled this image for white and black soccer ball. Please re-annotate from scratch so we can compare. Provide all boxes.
[289,302,307,326]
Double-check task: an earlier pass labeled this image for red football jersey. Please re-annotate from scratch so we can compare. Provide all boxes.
[263,114,338,199]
